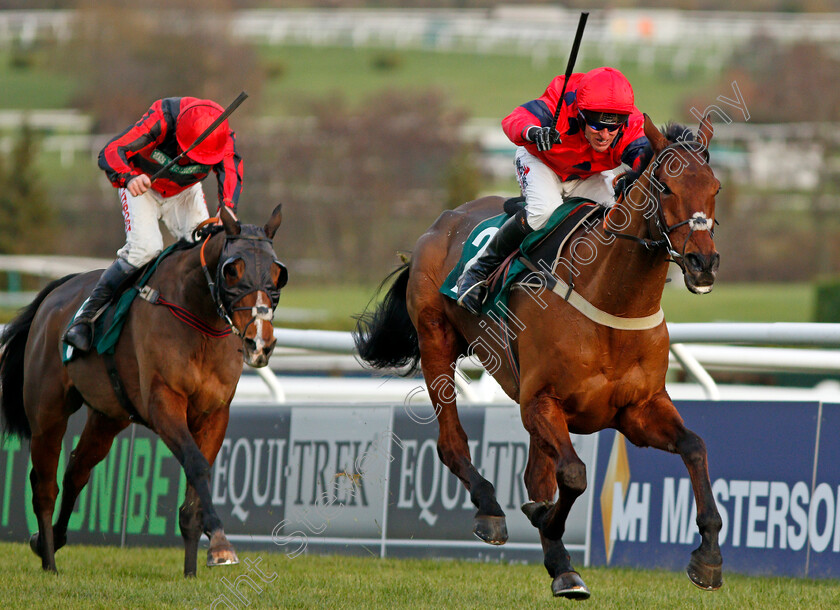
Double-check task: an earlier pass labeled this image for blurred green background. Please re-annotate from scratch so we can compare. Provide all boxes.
[1,2,839,329]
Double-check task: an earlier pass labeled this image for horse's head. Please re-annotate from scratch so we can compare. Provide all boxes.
[642,114,721,294]
[216,205,288,367]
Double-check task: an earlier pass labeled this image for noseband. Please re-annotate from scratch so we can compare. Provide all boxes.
[606,140,717,272]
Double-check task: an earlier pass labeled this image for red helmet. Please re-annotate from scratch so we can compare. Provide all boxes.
[176,99,229,165]
[576,67,636,119]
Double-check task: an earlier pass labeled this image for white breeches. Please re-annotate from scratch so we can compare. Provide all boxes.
[116,183,209,267]
[514,147,620,230]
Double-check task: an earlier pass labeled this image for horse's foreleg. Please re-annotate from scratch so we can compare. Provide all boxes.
[149,385,237,572]
[521,396,590,599]
[417,311,507,545]
[179,485,202,577]
[619,391,723,590]
[180,405,231,577]
[28,418,69,572]
[53,409,129,552]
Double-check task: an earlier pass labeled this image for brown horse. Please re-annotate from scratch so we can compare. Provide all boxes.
[355,116,723,599]
[0,205,287,576]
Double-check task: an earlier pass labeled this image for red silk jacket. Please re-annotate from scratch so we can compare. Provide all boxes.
[502,73,649,182]
[98,97,242,210]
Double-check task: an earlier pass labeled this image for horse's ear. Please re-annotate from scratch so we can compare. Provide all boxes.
[220,206,241,236]
[697,113,714,149]
[643,113,669,154]
[264,204,283,240]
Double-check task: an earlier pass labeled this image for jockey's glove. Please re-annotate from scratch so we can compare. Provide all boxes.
[526,126,561,152]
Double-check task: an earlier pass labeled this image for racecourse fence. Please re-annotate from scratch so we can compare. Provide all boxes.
[2,399,840,579]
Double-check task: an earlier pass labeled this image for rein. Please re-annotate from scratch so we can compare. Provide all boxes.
[138,286,233,338]
[604,140,716,271]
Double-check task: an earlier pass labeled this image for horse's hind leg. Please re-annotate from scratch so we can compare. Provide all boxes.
[416,308,507,545]
[52,409,129,552]
[618,391,723,590]
[28,416,70,572]
[521,395,590,599]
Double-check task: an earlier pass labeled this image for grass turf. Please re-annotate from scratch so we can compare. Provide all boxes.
[0,540,837,609]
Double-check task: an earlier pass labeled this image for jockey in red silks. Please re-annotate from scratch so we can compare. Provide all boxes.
[456,67,651,315]
[63,97,243,353]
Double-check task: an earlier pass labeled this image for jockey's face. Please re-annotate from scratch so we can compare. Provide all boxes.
[584,123,620,153]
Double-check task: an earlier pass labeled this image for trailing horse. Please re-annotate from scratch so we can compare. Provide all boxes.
[355,115,723,599]
[0,205,287,576]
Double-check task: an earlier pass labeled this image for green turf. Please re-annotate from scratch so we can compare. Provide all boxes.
[271,282,815,331]
[274,283,380,330]
[660,282,814,323]
[0,51,78,111]
[0,540,837,609]
[259,44,713,122]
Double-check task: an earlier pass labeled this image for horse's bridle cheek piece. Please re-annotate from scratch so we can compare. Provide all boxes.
[206,232,285,337]
[606,141,717,272]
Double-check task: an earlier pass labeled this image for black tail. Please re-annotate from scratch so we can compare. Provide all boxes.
[1,275,76,439]
[353,263,421,375]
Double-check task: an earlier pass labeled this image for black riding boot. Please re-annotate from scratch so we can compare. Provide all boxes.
[456,209,533,315]
[63,257,137,353]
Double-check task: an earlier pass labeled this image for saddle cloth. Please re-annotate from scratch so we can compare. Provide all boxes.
[440,197,604,317]
[61,244,177,363]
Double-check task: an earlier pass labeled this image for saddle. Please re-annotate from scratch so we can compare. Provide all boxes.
[440,197,605,317]
[61,244,180,364]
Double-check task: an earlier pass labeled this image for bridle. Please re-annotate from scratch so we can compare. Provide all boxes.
[199,226,286,338]
[605,140,717,272]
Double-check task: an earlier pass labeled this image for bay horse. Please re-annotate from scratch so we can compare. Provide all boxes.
[0,205,287,576]
[355,115,723,599]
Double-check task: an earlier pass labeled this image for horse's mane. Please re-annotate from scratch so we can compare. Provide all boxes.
[614,122,700,199]
[166,224,226,254]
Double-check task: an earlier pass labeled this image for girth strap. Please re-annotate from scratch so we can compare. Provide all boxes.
[102,352,148,427]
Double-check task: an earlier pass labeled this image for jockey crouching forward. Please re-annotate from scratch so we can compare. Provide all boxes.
[63,97,243,353]
[456,67,651,315]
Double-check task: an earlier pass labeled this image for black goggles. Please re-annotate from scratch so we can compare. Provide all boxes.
[579,110,628,133]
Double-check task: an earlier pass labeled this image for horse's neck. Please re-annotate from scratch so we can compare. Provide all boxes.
[163,235,225,320]
[575,171,669,316]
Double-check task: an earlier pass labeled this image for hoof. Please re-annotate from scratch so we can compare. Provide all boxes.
[206,531,239,568]
[551,571,590,600]
[207,546,239,567]
[686,555,723,591]
[473,515,508,546]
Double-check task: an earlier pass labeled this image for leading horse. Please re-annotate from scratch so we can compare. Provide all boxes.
[0,205,287,576]
[355,116,723,599]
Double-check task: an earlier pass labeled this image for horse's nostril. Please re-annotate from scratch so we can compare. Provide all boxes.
[244,338,257,351]
[685,253,705,272]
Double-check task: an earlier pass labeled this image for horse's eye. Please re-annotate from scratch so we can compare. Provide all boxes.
[222,258,243,283]
[661,183,672,196]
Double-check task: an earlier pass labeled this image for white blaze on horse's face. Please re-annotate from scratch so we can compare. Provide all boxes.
[240,292,276,368]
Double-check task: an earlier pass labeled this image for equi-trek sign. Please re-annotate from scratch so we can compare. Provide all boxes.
[2,400,839,578]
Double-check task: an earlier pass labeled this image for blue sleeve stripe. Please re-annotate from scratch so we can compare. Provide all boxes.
[520,100,553,127]
[621,136,651,166]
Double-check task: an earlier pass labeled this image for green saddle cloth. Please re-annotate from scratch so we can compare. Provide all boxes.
[440,197,595,316]
[61,244,178,363]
